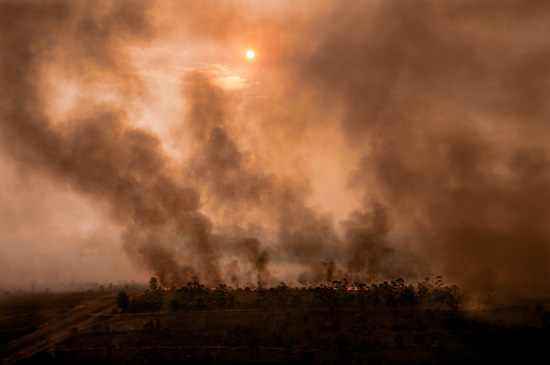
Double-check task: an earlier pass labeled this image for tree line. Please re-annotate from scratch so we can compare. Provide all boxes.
[115,276,462,313]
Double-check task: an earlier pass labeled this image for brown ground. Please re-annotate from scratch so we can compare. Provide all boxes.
[2,290,549,364]
[0,291,141,364]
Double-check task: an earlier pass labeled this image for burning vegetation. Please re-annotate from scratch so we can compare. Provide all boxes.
[119,276,461,314]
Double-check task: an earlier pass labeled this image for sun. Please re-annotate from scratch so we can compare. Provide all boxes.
[246,50,255,59]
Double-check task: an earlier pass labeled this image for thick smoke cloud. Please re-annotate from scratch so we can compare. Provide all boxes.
[0,0,221,287]
[182,72,351,286]
[1,0,549,296]
[297,0,550,294]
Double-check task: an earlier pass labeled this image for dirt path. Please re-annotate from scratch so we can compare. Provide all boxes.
[0,292,125,364]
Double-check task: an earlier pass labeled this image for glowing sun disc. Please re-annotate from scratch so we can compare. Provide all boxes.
[246,50,255,59]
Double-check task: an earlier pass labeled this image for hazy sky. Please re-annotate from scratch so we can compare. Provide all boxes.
[1,0,549,295]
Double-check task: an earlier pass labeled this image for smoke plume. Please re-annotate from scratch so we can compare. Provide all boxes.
[1,0,549,297]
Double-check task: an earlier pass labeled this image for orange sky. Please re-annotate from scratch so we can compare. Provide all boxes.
[1,0,549,296]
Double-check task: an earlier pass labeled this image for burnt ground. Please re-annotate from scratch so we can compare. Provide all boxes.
[2,290,549,364]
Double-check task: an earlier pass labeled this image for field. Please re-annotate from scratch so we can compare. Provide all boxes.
[1,282,549,364]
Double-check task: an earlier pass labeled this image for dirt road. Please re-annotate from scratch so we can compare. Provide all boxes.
[1,292,123,364]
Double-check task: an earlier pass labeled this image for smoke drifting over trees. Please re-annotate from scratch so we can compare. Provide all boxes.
[1,0,549,296]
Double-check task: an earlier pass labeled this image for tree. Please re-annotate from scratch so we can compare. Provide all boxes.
[116,291,129,311]
[144,277,164,312]
[149,277,161,291]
